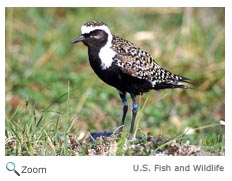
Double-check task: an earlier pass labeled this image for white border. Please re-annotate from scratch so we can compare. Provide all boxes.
[1,0,228,7]
[1,1,230,181]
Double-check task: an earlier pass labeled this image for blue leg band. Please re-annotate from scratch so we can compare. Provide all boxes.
[121,97,128,106]
[132,103,138,110]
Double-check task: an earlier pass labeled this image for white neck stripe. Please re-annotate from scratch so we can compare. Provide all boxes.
[81,24,115,70]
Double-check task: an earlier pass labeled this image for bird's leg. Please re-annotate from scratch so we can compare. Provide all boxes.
[130,94,138,134]
[119,91,128,132]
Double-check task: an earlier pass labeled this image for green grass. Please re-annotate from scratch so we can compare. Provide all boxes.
[5,7,225,155]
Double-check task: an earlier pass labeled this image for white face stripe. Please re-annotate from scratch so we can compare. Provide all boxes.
[81,25,112,35]
[81,24,116,70]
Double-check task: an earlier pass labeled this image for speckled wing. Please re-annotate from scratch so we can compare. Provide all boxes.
[111,35,189,88]
[111,35,158,83]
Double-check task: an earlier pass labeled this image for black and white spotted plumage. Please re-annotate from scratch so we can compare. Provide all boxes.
[72,20,191,134]
[111,35,190,89]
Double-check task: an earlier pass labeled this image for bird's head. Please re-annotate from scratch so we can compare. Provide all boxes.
[72,20,112,49]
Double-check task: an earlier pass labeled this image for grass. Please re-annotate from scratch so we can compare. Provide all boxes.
[5,7,225,155]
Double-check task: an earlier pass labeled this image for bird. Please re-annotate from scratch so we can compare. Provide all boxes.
[72,20,191,134]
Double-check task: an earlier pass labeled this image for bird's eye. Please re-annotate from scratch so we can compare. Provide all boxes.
[91,30,101,39]
[92,30,100,35]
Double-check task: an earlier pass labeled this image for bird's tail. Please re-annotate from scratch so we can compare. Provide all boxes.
[173,75,192,89]
[153,68,192,90]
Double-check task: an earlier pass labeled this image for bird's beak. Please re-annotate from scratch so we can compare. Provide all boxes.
[72,35,85,45]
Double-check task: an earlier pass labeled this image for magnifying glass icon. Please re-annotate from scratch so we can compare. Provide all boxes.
[6,162,20,176]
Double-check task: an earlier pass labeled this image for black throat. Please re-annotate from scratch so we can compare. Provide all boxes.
[83,31,109,72]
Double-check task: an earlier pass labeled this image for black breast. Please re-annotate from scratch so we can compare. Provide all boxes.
[88,49,153,95]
